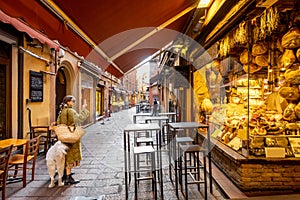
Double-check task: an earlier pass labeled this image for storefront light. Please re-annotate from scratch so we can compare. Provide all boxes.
[197,0,212,8]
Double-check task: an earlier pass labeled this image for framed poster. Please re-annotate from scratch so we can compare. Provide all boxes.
[29,70,43,102]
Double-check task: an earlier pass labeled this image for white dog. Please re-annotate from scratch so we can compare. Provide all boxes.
[46,141,69,188]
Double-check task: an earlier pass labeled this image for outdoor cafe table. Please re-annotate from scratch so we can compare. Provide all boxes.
[133,112,176,124]
[123,123,163,199]
[132,113,152,124]
[158,112,176,122]
[0,138,28,148]
[0,138,28,184]
[144,116,169,126]
[168,122,213,194]
[145,116,169,144]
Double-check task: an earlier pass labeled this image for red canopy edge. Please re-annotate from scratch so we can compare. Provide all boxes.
[0,9,59,50]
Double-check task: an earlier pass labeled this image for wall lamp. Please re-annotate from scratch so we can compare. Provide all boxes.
[197,0,213,8]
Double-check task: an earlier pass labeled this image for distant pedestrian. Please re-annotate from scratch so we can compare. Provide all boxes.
[153,98,158,116]
[169,99,174,112]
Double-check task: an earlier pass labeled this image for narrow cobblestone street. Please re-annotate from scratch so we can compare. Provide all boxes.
[5,108,225,200]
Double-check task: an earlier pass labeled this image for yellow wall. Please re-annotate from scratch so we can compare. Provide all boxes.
[22,41,53,138]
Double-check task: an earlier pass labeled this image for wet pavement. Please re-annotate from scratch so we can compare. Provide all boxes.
[5,108,226,200]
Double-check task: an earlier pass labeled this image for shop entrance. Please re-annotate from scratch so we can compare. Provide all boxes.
[55,68,67,119]
[0,41,11,139]
[96,86,104,118]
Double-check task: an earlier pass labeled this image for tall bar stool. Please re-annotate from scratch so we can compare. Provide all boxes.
[135,130,154,147]
[162,123,170,145]
[170,136,194,197]
[133,145,158,200]
[179,144,207,200]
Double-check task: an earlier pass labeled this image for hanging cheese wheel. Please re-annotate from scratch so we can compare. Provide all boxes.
[281,27,300,49]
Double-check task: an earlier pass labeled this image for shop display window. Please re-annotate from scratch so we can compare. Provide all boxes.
[199,4,300,159]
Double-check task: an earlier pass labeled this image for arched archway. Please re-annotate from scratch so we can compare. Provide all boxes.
[55,60,77,119]
[55,67,67,118]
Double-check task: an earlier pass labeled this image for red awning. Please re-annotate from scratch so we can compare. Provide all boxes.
[0,0,195,78]
[0,9,59,50]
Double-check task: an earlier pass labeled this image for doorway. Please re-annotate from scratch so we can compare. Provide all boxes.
[0,41,11,139]
[55,68,67,119]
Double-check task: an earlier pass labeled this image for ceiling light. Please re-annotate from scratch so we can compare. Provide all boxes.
[197,0,212,8]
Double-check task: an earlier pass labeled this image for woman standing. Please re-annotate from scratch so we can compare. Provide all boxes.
[57,95,89,185]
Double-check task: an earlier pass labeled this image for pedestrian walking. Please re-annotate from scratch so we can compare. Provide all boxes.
[56,95,89,185]
[153,98,158,116]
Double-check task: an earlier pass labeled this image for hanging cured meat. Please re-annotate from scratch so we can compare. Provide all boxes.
[281,28,300,49]
[296,48,300,61]
[280,49,296,68]
[252,42,268,56]
[240,49,252,64]
[211,59,221,74]
[279,87,300,100]
[243,63,263,74]
[276,37,284,52]
[255,55,268,66]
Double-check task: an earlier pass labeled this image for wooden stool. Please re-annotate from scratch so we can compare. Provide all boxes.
[179,144,207,200]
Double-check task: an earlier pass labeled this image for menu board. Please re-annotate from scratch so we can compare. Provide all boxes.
[29,70,43,102]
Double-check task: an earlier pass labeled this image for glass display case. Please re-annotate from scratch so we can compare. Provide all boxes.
[195,4,300,159]
[192,1,300,192]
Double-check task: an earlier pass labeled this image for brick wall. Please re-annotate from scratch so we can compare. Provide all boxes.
[200,134,300,192]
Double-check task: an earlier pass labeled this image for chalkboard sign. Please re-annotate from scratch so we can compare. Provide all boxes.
[29,70,43,102]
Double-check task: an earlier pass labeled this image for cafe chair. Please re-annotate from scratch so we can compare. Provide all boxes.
[8,135,41,187]
[31,125,56,154]
[0,145,13,200]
